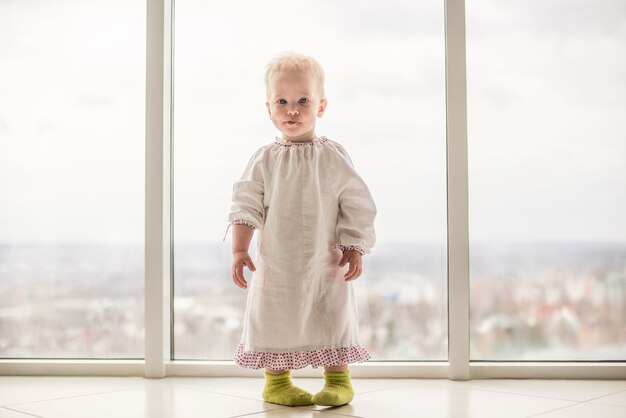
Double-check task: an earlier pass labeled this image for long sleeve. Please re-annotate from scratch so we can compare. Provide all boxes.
[332,144,377,255]
[223,147,267,241]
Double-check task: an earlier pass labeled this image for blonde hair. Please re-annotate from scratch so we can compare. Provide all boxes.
[264,52,325,99]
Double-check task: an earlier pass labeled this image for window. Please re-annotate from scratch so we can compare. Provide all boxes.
[173,0,448,360]
[467,0,626,360]
[3,0,622,376]
[0,0,145,358]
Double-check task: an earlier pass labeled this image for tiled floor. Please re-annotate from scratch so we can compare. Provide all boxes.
[0,376,625,418]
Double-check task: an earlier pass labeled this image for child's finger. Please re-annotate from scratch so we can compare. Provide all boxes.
[338,253,349,267]
[344,262,357,280]
[232,268,242,288]
[346,266,362,281]
[233,264,247,288]
[246,258,256,271]
[232,269,242,288]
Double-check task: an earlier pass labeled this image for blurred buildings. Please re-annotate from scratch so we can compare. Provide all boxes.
[1,241,624,361]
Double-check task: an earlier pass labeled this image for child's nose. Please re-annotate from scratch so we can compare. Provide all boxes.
[287,107,299,116]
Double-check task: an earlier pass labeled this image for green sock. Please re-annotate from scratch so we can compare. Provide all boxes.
[263,370,314,406]
[312,370,355,406]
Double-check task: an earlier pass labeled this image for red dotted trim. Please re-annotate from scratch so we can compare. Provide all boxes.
[232,219,257,229]
[274,137,329,147]
[333,244,366,256]
[222,219,258,242]
[234,344,371,370]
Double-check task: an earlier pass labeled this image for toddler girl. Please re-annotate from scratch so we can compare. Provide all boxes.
[224,52,376,407]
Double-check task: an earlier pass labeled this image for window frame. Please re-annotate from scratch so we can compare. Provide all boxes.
[0,0,624,380]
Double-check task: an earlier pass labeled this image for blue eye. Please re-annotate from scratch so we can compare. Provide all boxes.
[298,98,309,104]
[278,98,287,105]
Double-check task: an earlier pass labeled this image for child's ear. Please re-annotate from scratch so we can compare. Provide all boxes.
[317,98,328,117]
[266,102,271,119]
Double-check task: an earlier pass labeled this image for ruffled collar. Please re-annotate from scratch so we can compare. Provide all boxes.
[274,136,328,146]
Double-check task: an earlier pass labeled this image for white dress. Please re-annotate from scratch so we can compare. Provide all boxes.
[224,135,377,370]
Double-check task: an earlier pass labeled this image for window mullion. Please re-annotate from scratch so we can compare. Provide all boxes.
[145,0,173,378]
[445,0,470,380]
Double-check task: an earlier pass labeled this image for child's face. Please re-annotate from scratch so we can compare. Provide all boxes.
[266,71,327,142]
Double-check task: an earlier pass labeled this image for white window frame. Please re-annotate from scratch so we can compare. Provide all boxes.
[0,0,624,380]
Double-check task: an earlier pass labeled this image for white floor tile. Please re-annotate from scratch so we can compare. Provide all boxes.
[167,377,267,401]
[440,378,626,402]
[530,402,626,418]
[168,377,419,401]
[589,388,626,408]
[0,376,142,406]
[302,380,576,418]
[241,408,361,417]
[0,377,623,418]
[354,378,446,394]
[0,407,39,418]
[7,380,282,418]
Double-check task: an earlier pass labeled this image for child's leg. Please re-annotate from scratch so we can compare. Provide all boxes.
[324,365,348,373]
[266,368,288,375]
[312,365,354,406]
[263,368,314,406]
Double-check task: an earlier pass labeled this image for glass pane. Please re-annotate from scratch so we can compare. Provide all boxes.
[467,0,626,360]
[0,0,145,358]
[174,0,447,360]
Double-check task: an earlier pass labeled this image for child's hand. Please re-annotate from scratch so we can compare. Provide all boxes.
[232,251,256,289]
[338,250,362,281]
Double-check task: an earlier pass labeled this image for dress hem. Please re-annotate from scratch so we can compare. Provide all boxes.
[234,343,371,370]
